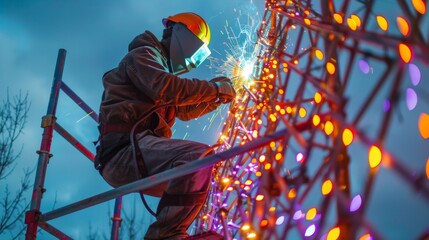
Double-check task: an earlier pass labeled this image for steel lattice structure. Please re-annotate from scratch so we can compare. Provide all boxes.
[194,0,429,239]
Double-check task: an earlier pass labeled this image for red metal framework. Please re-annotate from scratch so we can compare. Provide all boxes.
[193,0,429,239]
[24,49,286,239]
[25,0,429,239]
[24,49,124,240]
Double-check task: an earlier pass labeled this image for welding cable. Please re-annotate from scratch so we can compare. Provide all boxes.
[130,104,169,217]
[129,100,223,217]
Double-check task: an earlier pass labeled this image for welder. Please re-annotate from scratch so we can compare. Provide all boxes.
[94,12,236,239]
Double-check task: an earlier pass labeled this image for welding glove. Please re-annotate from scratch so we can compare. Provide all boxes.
[210,76,236,103]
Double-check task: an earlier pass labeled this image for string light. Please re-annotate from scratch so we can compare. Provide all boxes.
[342,128,354,146]
[419,113,429,139]
[412,0,426,14]
[327,227,340,240]
[322,179,333,195]
[398,43,412,63]
[396,17,410,36]
[376,15,389,31]
[369,145,382,169]
[199,2,427,239]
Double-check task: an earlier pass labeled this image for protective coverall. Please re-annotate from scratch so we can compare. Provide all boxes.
[95,30,228,239]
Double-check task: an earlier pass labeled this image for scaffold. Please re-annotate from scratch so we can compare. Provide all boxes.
[25,0,429,239]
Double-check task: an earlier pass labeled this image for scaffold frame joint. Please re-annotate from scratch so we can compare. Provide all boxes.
[36,150,53,158]
[25,210,41,224]
[41,114,57,128]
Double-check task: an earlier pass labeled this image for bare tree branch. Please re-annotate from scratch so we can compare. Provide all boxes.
[0,90,31,239]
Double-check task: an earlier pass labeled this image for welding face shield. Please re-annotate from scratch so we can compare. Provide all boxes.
[169,22,211,75]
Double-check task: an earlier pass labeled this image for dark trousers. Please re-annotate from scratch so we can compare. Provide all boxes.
[102,130,213,239]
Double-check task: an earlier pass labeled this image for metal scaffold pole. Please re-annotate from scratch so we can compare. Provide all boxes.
[25,49,66,240]
[24,49,125,240]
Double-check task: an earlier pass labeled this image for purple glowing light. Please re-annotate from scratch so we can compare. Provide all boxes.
[383,100,390,112]
[406,88,418,110]
[408,63,421,86]
[296,153,304,163]
[293,210,304,220]
[276,216,285,225]
[304,224,316,237]
[359,59,370,74]
[350,194,362,212]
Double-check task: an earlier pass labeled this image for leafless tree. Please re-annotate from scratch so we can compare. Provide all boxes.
[0,91,30,239]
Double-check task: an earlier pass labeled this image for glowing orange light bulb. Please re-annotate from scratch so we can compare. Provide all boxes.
[314,92,322,103]
[359,233,372,240]
[327,226,340,240]
[376,15,388,31]
[342,128,354,146]
[222,178,230,184]
[396,17,410,36]
[368,145,382,168]
[418,113,429,139]
[347,18,358,30]
[351,14,361,27]
[326,62,336,75]
[288,188,296,199]
[275,153,282,161]
[322,179,333,195]
[333,13,344,24]
[245,180,253,185]
[312,114,321,126]
[241,224,251,231]
[315,49,324,60]
[412,0,426,14]
[260,219,269,228]
[253,130,258,138]
[398,43,412,63]
[304,18,311,25]
[324,121,334,135]
[306,208,317,220]
[299,107,307,118]
[256,194,264,201]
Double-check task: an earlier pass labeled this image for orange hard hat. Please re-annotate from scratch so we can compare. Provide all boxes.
[162,12,211,45]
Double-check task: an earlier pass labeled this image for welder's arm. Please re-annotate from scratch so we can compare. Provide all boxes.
[126,46,219,106]
[176,101,221,121]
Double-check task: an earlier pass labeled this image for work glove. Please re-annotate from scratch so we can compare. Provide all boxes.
[210,76,236,103]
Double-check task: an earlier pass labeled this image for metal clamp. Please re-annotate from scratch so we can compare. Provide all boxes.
[36,150,53,158]
[41,114,57,128]
[25,210,41,224]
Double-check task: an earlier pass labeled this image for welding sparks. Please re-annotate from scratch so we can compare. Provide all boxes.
[75,111,93,124]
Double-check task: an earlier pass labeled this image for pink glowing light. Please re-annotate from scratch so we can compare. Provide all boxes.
[359,59,370,74]
[408,63,421,86]
[276,216,285,225]
[406,88,418,110]
[383,100,390,112]
[350,194,362,212]
[296,153,304,163]
[293,210,304,220]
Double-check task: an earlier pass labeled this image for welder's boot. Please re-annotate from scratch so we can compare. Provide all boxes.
[144,191,207,240]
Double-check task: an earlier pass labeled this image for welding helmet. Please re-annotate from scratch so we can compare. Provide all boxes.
[162,12,211,75]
